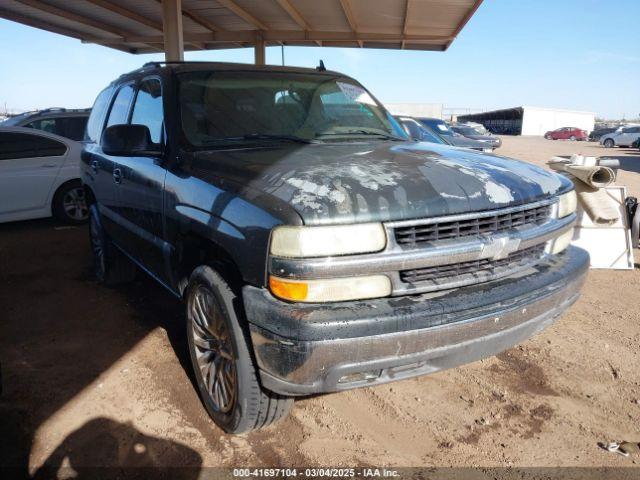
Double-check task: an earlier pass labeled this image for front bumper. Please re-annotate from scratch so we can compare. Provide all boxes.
[243,246,589,396]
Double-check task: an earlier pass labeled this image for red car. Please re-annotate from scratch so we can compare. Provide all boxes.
[544,127,588,141]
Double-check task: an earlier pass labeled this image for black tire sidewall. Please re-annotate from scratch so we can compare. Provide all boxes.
[185,266,259,433]
[89,205,107,283]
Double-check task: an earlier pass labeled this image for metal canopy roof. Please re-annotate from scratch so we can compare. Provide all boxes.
[0,0,483,54]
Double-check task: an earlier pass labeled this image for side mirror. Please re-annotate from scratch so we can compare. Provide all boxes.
[101,124,162,157]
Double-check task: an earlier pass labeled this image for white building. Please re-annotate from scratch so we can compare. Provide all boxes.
[458,106,595,136]
[385,103,443,119]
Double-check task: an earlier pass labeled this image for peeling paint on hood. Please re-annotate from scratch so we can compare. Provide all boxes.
[190,141,572,226]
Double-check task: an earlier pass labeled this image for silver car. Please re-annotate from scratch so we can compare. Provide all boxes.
[600,125,640,148]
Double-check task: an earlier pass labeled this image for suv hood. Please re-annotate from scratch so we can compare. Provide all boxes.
[190,141,571,226]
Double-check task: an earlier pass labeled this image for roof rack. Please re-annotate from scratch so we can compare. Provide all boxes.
[142,61,214,68]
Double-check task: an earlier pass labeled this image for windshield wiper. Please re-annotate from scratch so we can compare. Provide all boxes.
[316,130,405,141]
[221,133,317,144]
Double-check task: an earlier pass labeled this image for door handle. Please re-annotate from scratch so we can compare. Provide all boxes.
[113,168,122,184]
[91,159,99,173]
[41,164,57,168]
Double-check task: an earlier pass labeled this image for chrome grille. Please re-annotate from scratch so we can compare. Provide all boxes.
[394,204,552,248]
[400,244,546,286]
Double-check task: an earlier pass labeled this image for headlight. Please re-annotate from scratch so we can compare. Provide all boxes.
[269,275,392,303]
[547,228,574,255]
[557,190,577,218]
[270,223,386,258]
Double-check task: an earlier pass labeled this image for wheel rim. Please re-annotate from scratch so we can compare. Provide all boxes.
[190,286,236,413]
[90,214,106,280]
[63,187,89,221]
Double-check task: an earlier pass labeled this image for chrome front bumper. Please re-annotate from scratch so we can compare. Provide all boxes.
[244,246,589,396]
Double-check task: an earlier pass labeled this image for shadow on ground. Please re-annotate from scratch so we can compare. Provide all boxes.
[30,417,202,480]
[0,219,198,477]
[598,152,640,175]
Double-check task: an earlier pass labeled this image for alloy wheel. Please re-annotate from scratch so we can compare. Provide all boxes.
[189,286,236,413]
[63,187,89,221]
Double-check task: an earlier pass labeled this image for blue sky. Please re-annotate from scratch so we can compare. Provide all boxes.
[0,0,638,119]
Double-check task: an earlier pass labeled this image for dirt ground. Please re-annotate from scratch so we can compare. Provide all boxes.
[1,136,640,476]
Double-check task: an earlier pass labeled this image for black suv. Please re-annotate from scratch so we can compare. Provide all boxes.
[82,62,588,433]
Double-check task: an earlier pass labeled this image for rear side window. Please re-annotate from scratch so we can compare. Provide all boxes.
[25,117,88,141]
[25,118,57,134]
[131,78,164,144]
[106,84,135,128]
[0,132,67,160]
[86,87,114,142]
[59,117,88,141]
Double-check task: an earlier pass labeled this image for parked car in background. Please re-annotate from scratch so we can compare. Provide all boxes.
[463,121,488,134]
[417,117,495,151]
[0,107,90,141]
[544,127,587,141]
[600,125,640,148]
[82,62,585,433]
[588,126,618,142]
[451,124,502,149]
[396,116,448,145]
[0,126,88,224]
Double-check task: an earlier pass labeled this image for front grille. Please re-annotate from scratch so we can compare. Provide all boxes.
[400,244,546,286]
[394,204,551,248]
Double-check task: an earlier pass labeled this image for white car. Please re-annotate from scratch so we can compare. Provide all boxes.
[600,125,640,148]
[0,126,88,223]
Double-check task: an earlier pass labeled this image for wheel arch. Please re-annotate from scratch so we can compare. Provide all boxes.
[175,232,245,299]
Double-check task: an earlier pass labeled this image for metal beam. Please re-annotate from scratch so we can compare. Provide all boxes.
[14,0,125,37]
[337,0,362,47]
[275,0,321,46]
[217,0,268,30]
[0,7,134,53]
[162,0,184,61]
[401,0,412,49]
[92,30,451,45]
[444,0,483,50]
[11,0,165,51]
[83,0,162,31]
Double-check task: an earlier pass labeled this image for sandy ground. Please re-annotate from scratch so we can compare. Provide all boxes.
[1,136,640,476]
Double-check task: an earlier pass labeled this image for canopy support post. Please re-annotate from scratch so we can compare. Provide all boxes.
[254,34,265,65]
[162,0,184,61]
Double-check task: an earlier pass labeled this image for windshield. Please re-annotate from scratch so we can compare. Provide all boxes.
[179,71,406,147]
[420,119,453,136]
[417,124,447,144]
[455,126,481,136]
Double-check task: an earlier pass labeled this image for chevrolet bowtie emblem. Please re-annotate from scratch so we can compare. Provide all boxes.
[481,235,521,260]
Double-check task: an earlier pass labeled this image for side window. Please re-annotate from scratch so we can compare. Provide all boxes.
[59,117,88,141]
[86,86,114,142]
[131,78,164,144]
[25,118,57,135]
[106,84,135,128]
[0,133,67,160]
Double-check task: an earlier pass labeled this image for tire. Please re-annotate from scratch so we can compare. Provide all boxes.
[89,205,136,285]
[569,135,576,141]
[604,138,615,148]
[185,266,292,433]
[545,134,552,140]
[52,180,89,224]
